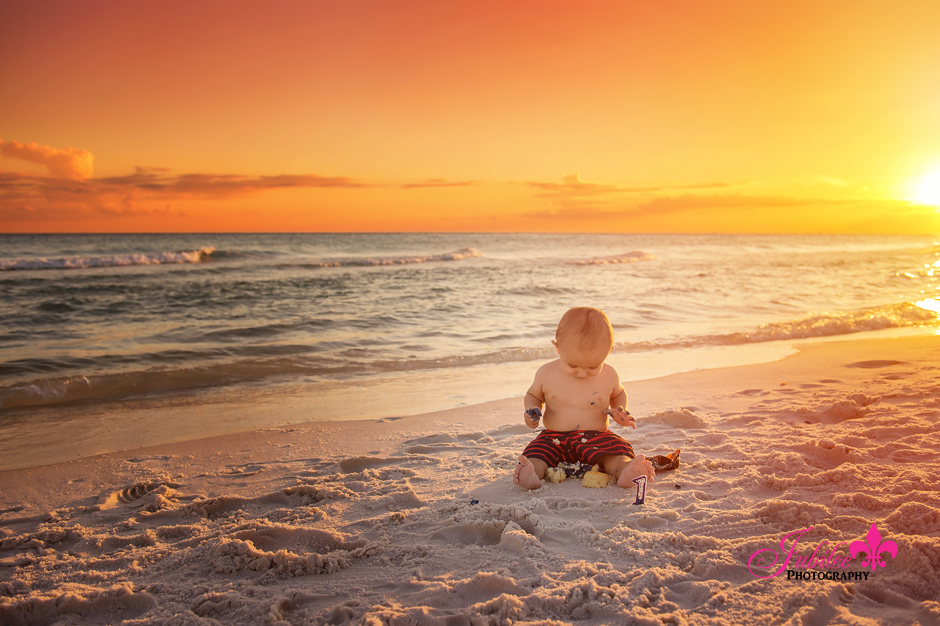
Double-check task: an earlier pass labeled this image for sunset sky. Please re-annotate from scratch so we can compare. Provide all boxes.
[2,0,940,233]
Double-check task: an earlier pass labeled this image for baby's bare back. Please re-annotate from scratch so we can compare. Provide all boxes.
[534,361,620,431]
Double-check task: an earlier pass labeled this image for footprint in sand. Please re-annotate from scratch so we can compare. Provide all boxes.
[408,432,485,444]
[880,372,912,380]
[636,516,669,529]
[125,455,173,463]
[664,581,717,611]
[0,585,156,625]
[209,525,367,578]
[489,423,533,437]
[177,495,251,518]
[846,359,905,369]
[736,388,770,397]
[336,456,407,473]
[223,464,266,476]
[429,502,540,547]
[696,433,728,445]
[405,444,456,454]
[430,520,507,546]
[404,431,487,454]
[95,481,183,510]
[231,525,363,554]
[796,440,861,468]
[686,517,770,539]
[819,399,875,423]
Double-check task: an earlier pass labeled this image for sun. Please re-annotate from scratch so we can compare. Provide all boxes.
[912,170,940,207]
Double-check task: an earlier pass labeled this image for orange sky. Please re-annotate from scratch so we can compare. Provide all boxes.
[2,0,940,233]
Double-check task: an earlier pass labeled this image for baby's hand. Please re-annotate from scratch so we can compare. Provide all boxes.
[524,407,542,428]
[606,406,635,428]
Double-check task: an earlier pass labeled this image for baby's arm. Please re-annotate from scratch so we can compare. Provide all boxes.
[610,385,627,413]
[523,375,545,428]
[606,368,635,428]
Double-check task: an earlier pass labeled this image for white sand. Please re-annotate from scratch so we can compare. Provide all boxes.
[1,335,939,625]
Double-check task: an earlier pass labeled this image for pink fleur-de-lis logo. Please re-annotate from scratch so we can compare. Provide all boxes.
[850,523,898,572]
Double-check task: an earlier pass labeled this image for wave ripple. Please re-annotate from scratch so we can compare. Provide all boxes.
[0,247,219,271]
[286,247,483,268]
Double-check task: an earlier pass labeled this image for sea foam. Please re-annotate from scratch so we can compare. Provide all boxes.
[286,247,483,268]
[0,247,218,271]
[570,251,657,265]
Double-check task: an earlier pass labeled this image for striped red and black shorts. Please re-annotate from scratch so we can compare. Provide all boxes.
[522,429,635,468]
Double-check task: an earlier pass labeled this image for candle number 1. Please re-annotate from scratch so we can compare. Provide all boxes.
[632,475,647,505]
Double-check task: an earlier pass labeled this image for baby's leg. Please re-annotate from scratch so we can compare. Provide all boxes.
[598,454,655,488]
[513,456,548,490]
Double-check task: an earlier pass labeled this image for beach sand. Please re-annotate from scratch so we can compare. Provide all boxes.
[2,335,939,625]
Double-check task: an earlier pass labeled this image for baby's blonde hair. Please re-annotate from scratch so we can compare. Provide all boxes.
[555,307,614,352]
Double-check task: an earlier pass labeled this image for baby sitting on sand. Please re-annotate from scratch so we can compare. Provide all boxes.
[513,307,655,490]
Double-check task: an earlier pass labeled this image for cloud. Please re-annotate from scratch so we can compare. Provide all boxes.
[525,206,617,220]
[631,193,830,216]
[0,164,373,222]
[525,174,738,210]
[96,168,367,198]
[400,178,481,189]
[0,138,94,180]
[522,175,749,222]
[526,174,652,199]
[525,193,851,220]
[0,171,182,221]
[2,169,367,201]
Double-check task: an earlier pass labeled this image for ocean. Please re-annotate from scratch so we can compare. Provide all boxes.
[1,233,938,470]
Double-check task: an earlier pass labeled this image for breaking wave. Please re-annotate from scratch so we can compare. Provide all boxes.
[711,301,940,345]
[625,301,939,352]
[0,247,222,271]
[569,251,657,265]
[285,247,483,268]
[2,301,935,411]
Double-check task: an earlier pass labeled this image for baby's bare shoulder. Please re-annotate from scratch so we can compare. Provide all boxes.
[601,363,622,386]
[537,359,563,376]
[529,359,560,388]
[533,360,565,389]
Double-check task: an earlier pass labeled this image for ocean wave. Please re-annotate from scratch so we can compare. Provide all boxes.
[0,347,554,411]
[570,251,657,265]
[3,301,935,411]
[287,247,483,269]
[0,358,314,410]
[618,301,940,352]
[714,301,939,345]
[0,247,221,271]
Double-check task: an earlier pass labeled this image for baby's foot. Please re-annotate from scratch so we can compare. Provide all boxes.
[617,454,655,489]
[513,456,543,490]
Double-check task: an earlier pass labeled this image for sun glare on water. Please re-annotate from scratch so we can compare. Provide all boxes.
[912,170,940,208]
[916,298,940,314]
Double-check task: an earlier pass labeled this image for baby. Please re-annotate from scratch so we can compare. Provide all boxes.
[513,306,655,490]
